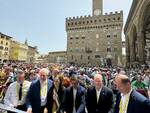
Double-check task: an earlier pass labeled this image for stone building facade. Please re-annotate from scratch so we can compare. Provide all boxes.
[18,42,28,62]
[9,39,20,61]
[66,0,123,66]
[48,51,67,64]
[124,0,150,66]
[27,46,37,63]
[0,33,39,63]
[9,39,38,63]
[0,33,12,63]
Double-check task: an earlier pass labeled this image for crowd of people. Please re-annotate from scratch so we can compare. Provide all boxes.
[0,62,150,113]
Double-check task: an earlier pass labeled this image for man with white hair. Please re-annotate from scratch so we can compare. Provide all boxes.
[86,74,113,113]
[26,68,53,113]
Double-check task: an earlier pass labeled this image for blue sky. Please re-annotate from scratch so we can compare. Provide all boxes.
[0,0,132,54]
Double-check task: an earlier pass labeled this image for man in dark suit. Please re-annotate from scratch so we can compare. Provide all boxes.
[86,74,113,113]
[62,75,86,113]
[114,74,150,113]
[26,68,53,113]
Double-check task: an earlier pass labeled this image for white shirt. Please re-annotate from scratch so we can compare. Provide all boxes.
[144,75,150,88]
[73,88,77,113]
[4,80,31,107]
[96,88,101,103]
[120,89,132,113]
[40,80,48,106]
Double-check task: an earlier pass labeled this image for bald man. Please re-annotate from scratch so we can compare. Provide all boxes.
[86,74,113,113]
[114,74,150,113]
[26,68,54,113]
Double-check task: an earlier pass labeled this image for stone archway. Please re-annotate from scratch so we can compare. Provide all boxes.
[129,25,138,62]
[143,5,150,63]
[126,35,130,63]
[139,2,150,64]
[133,25,138,61]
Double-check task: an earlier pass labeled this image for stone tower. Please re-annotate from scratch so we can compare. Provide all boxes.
[93,0,103,16]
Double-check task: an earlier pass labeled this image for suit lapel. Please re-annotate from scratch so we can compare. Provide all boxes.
[98,87,105,104]
[37,80,41,105]
[127,90,135,113]
[76,85,81,97]
[74,86,80,109]
[47,79,52,94]
[76,86,82,104]
[37,80,41,96]
[94,87,98,104]
[71,86,73,96]
[70,86,74,108]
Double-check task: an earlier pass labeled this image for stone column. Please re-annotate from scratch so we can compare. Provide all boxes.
[137,31,145,64]
[126,36,130,66]
[126,36,129,61]
[129,36,135,62]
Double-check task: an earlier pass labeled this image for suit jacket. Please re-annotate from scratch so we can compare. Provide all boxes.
[62,85,86,113]
[114,90,150,113]
[26,79,53,113]
[86,86,113,113]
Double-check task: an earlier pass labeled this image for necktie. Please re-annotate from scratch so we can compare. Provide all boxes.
[19,83,22,100]
[119,95,130,113]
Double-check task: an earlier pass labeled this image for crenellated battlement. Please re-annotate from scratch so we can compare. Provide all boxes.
[104,10,123,15]
[66,10,123,21]
[66,10,123,30]
[66,15,92,21]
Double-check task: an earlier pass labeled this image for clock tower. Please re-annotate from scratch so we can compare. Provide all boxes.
[93,0,103,16]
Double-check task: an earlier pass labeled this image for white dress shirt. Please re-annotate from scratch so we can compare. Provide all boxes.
[4,80,31,107]
[96,88,101,103]
[144,75,150,88]
[73,88,77,113]
[120,89,132,113]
